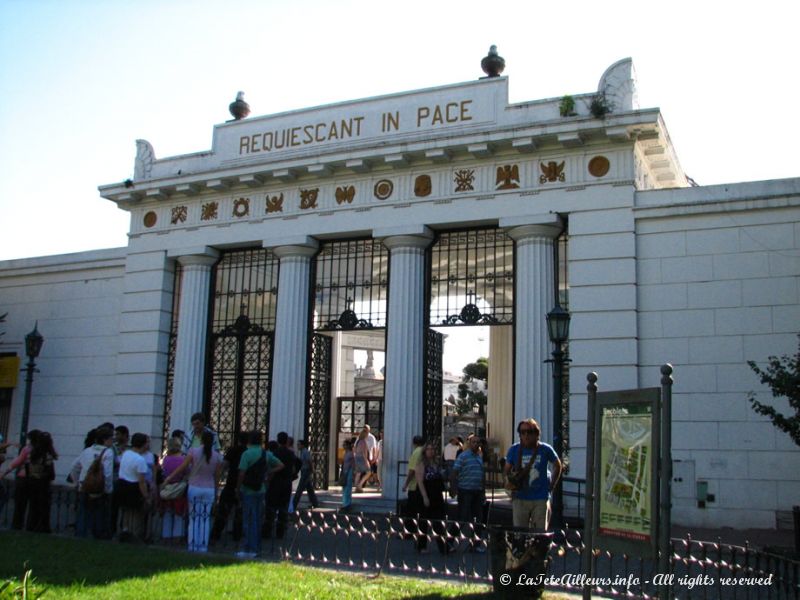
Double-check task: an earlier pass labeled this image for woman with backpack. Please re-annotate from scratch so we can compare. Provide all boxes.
[163,429,222,552]
[3,431,58,533]
[74,427,114,538]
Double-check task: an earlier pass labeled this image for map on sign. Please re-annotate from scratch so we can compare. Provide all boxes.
[598,404,653,543]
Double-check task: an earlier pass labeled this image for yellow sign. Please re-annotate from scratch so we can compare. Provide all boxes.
[0,356,20,388]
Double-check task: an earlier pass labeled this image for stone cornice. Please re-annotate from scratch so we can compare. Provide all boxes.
[99,110,667,206]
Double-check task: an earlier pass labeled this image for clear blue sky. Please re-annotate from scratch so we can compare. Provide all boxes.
[1,0,798,261]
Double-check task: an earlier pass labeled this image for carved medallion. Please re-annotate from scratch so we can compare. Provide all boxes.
[300,188,319,210]
[170,206,187,225]
[414,175,432,197]
[496,165,520,190]
[374,179,393,200]
[201,202,218,221]
[143,211,157,228]
[335,185,356,204]
[588,156,610,178]
[266,193,284,213]
[454,169,475,192]
[539,161,566,184]
[233,197,250,218]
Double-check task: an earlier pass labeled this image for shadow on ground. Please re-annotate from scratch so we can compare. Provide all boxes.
[0,531,236,587]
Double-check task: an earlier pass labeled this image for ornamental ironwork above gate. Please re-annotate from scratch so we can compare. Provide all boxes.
[313,239,389,331]
[429,228,514,326]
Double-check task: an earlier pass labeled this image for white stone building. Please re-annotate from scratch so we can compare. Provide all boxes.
[0,55,797,529]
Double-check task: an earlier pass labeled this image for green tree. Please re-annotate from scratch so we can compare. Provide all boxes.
[457,357,488,415]
[747,334,800,447]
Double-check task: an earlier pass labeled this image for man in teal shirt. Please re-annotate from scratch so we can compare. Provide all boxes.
[236,430,283,557]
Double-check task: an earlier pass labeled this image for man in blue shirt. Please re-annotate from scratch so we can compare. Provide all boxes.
[504,418,562,530]
[451,435,486,552]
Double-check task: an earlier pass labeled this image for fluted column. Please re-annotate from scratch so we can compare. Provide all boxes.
[268,239,318,440]
[379,230,432,501]
[505,217,562,444]
[169,248,219,436]
[487,325,514,455]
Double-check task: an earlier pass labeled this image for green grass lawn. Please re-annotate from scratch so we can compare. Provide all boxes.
[0,531,494,599]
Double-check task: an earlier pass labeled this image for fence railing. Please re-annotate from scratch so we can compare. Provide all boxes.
[0,481,797,599]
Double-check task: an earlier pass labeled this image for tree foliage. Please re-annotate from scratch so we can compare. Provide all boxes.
[747,334,800,447]
[457,357,488,415]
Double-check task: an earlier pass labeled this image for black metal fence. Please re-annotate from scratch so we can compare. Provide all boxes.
[0,482,797,599]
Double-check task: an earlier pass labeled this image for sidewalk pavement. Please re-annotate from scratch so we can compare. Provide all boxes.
[309,485,798,554]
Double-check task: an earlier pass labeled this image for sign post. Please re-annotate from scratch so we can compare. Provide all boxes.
[582,365,674,599]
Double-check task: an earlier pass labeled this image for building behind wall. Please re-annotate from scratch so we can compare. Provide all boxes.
[0,54,798,529]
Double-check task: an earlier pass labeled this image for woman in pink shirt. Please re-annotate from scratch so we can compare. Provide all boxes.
[164,430,222,552]
[159,436,187,540]
[0,430,39,530]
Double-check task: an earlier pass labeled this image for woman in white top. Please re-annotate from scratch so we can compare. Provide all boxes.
[114,432,151,541]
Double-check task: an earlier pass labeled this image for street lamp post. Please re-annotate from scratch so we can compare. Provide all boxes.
[546,304,570,528]
[19,323,44,447]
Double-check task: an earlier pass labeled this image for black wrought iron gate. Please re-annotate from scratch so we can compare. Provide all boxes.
[307,333,332,489]
[423,329,444,448]
[207,315,274,451]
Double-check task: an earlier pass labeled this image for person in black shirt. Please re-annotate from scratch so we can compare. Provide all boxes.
[263,432,295,539]
[211,431,248,541]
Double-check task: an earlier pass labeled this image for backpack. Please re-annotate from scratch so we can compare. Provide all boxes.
[82,448,108,495]
[241,451,267,491]
[26,454,55,481]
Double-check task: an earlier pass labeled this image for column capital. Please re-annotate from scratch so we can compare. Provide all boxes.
[264,235,319,259]
[377,226,433,252]
[167,246,219,267]
[501,214,563,242]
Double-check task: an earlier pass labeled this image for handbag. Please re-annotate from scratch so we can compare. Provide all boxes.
[505,443,538,492]
[160,480,187,500]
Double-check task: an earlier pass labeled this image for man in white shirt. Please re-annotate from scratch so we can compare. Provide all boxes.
[362,425,378,488]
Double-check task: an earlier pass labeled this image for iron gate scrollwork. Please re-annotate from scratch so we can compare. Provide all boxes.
[429,228,514,326]
[208,314,273,452]
[205,248,279,452]
[423,329,444,448]
[307,333,332,489]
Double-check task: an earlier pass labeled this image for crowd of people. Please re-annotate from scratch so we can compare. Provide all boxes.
[396,418,563,555]
[0,414,561,559]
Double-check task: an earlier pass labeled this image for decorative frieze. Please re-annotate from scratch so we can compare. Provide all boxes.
[135,152,628,234]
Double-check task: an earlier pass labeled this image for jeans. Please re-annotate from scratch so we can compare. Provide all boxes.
[457,489,485,549]
[82,493,111,539]
[341,469,353,509]
[241,492,265,554]
[187,486,215,552]
[457,489,484,523]
[293,471,319,510]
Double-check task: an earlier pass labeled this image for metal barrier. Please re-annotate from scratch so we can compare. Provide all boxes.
[1,481,798,599]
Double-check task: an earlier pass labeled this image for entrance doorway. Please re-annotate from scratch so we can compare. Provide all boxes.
[309,239,388,488]
[426,228,515,456]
